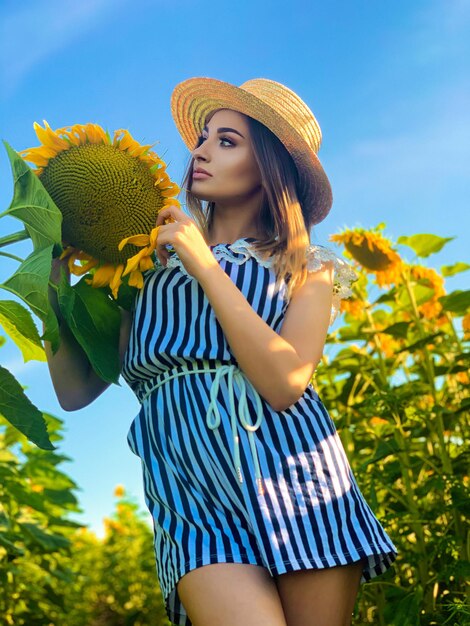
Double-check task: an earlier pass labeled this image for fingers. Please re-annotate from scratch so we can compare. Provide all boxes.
[156,205,187,227]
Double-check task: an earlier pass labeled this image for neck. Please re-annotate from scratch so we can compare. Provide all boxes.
[207,193,266,245]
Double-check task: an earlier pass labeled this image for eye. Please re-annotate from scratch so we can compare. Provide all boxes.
[219,136,234,147]
[195,135,235,147]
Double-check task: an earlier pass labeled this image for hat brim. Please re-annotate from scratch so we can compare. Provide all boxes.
[170,77,332,225]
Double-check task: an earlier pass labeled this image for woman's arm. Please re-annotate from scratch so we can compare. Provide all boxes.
[198,261,333,412]
[44,258,132,411]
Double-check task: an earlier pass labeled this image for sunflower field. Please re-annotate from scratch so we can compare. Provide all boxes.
[0,145,468,626]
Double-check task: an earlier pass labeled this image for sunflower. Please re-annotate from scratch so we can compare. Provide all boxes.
[20,121,180,297]
[408,265,446,320]
[462,312,470,340]
[340,297,364,319]
[330,226,404,287]
[374,331,401,358]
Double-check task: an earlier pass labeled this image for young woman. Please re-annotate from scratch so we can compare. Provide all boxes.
[46,78,397,626]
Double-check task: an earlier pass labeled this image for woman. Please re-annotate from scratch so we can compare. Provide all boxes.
[46,78,397,626]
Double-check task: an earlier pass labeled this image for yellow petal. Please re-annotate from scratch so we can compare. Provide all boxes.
[69,124,88,145]
[118,233,151,251]
[86,124,107,144]
[149,226,160,249]
[20,151,54,167]
[116,130,136,151]
[20,145,59,161]
[110,264,125,299]
[91,264,116,287]
[67,251,81,274]
[33,121,69,151]
[122,247,152,277]
[128,269,144,289]
[160,183,180,197]
[70,258,99,276]
[139,255,155,271]
[163,197,181,208]
[59,246,76,260]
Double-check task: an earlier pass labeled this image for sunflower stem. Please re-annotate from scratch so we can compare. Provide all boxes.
[0,229,30,248]
[400,267,453,475]
[0,250,24,263]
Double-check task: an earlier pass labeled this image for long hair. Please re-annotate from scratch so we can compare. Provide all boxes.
[180,110,315,300]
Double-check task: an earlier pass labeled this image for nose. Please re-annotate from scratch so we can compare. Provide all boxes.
[192,138,210,162]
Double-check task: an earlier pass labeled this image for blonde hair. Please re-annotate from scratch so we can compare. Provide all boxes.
[181,110,315,300]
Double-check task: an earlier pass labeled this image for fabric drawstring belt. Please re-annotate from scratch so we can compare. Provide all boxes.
[137,362,265,495]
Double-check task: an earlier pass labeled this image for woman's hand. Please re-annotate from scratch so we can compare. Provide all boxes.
[155,205,219,280]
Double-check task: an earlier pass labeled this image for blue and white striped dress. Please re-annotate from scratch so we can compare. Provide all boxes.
[122,237,397,626]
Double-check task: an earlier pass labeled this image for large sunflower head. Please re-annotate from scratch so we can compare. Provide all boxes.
[20,121,180,297]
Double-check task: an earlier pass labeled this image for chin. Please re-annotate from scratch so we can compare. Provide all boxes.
[190,187,215,202]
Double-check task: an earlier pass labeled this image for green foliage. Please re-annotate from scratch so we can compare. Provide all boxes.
[0,300,45,362]
[0,143,125,444]
[397,233,455,258]
[57,491,171,626]
[314,226,470,625]
[0,416,81,624]
[0,417,171,625]
[0,366,53,450]
[1,141,63,250]
[57,273,121,384]
[0,244,60,351]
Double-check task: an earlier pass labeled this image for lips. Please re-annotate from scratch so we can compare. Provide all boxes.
[193,168,212,176]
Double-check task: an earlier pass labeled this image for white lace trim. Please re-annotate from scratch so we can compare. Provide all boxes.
[164,239,357,324]
[306,244,357,324]
[165,238,273,273]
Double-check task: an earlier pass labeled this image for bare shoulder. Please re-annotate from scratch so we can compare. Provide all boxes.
[279,263,334,381]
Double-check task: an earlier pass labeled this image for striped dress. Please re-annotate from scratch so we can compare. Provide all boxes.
[122,237,398,626]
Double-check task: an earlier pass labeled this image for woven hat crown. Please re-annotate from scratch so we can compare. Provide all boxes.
[239,79,323,154]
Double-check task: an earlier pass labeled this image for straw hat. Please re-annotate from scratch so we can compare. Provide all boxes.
[170,77,333,225]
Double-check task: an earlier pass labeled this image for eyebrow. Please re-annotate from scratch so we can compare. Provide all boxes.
[202,125,245,138]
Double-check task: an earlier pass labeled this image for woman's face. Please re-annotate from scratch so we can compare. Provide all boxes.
[190,109,262,205]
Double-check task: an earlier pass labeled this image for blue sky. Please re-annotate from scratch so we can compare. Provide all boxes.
[0,0,469,535]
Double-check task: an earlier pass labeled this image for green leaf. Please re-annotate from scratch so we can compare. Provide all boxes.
[1,141,62,251]
[112,275,138,312]
[0,532,24,557]
[0,366,54,450]
[359,438,401,469]
[397,283,435,309]
[396,331,444,354]
[0,300,45,362]
[42,488,79,507]
[0,245,60,352]
[379,321,410,339]
[439,290,470,316]
[7,483,48,514]
[57,275,121,384]
[18,522,71,551]
[441,262,470,277]
[386,590,421,626]
[397,233,454,257]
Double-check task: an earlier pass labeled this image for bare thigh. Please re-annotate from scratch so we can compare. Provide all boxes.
[176,562,287,626]
[275,559,365,626]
